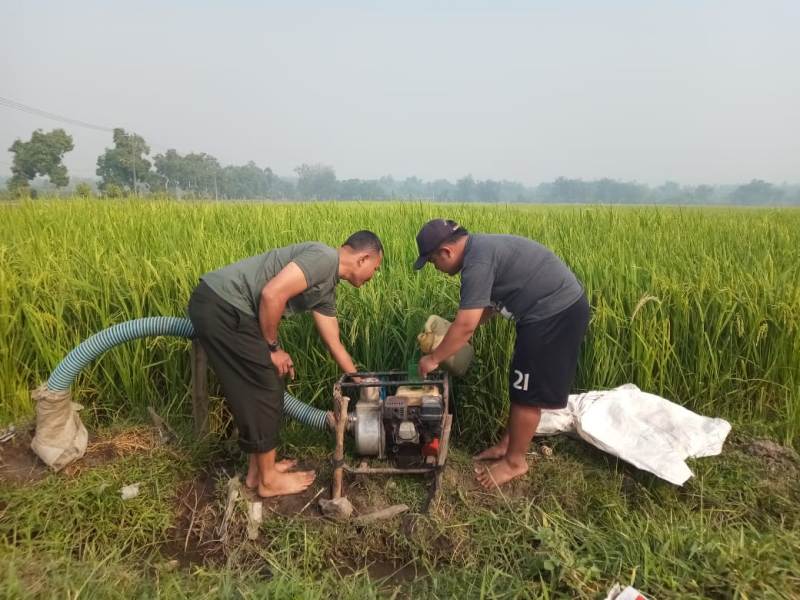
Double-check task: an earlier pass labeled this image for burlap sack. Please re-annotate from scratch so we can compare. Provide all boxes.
[30,384,88,471]
[417,315,474,377]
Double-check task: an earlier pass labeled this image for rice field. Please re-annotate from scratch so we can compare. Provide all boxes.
[1,199,800,599]
[2,199,798,446]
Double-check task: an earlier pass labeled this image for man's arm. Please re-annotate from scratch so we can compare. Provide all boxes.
[419,308,483,377]
[312,311,358,374]
[259,262,308,377]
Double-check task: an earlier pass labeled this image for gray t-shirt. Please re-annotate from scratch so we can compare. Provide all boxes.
[459,234,583,323]
[201,242,339,318]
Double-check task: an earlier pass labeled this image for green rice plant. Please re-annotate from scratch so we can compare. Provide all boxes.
[1,200,798,449]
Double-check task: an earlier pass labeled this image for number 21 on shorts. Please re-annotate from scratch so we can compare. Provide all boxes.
[513,369,530,391]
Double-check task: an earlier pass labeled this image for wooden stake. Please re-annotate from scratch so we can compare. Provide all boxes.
[191,340,209,437]
[352,504,409,525]
[432,413,453,506]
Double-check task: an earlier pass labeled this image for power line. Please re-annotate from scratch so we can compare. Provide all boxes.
[0,96,114,133]
[0,95,178,159]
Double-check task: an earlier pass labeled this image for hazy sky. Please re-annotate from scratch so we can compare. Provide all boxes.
[2,1,798,185]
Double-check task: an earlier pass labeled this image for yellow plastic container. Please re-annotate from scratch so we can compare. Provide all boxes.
[395,385,440,406]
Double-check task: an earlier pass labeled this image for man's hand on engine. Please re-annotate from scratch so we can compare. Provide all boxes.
[418,354,439,379]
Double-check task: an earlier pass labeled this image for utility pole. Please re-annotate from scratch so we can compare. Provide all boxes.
[131,132,138,197]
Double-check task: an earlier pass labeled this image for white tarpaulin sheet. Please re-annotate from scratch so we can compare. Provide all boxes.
[535,384,731,485]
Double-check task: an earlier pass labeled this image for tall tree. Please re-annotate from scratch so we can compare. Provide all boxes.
[96,128,152,194]
[182,152,221,197]
[475,179,501,203]
[7,129,74,196]
[730,179,783,205]
[295,163,337,199]
[152,149,184,196]
[691,184,715,204]
[221,162,274,199]
[456,175,476,202]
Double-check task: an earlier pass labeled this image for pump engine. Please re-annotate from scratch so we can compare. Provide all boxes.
[350,384,445,468]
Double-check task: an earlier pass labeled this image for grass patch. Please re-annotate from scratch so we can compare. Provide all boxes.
[2,425,799,598]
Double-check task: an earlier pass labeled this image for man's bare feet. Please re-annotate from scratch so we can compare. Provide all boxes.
[473,433,509,461]
[275,459,298,472]
[258,469,316,498]
[475,456,528,489]
[245,459,298,489]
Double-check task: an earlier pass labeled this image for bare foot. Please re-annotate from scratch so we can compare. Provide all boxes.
[245,459,298,489]
[473,433,509,461]
[475,457,528,489]
[258,469,316,498]
[275,459,298,472]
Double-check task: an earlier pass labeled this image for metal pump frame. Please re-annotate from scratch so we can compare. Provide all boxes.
[331,371,453,508]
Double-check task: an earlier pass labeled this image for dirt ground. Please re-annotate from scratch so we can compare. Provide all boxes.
[0,422,507,581]
[4,424,799,588]
[0,424,162,484]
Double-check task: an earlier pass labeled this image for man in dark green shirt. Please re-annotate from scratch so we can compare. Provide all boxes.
[189,231,383,498]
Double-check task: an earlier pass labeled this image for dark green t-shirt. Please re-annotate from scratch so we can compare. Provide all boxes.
[201,242,339,318]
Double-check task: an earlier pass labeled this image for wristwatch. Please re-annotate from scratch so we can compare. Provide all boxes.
[267,339,280,353]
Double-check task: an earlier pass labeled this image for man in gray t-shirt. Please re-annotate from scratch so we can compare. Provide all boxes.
[414,219,590,489]
[188,232,383,498]
[456,233,584,323]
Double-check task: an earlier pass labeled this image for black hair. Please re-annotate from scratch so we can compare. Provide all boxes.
[343,230,384,254]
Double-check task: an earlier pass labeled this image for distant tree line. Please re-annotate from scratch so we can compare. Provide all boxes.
[4,127,799,205]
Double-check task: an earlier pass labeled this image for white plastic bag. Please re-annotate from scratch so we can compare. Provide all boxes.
[120,483,141,500]
[536,384,731,485]
[604,584,648,600]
